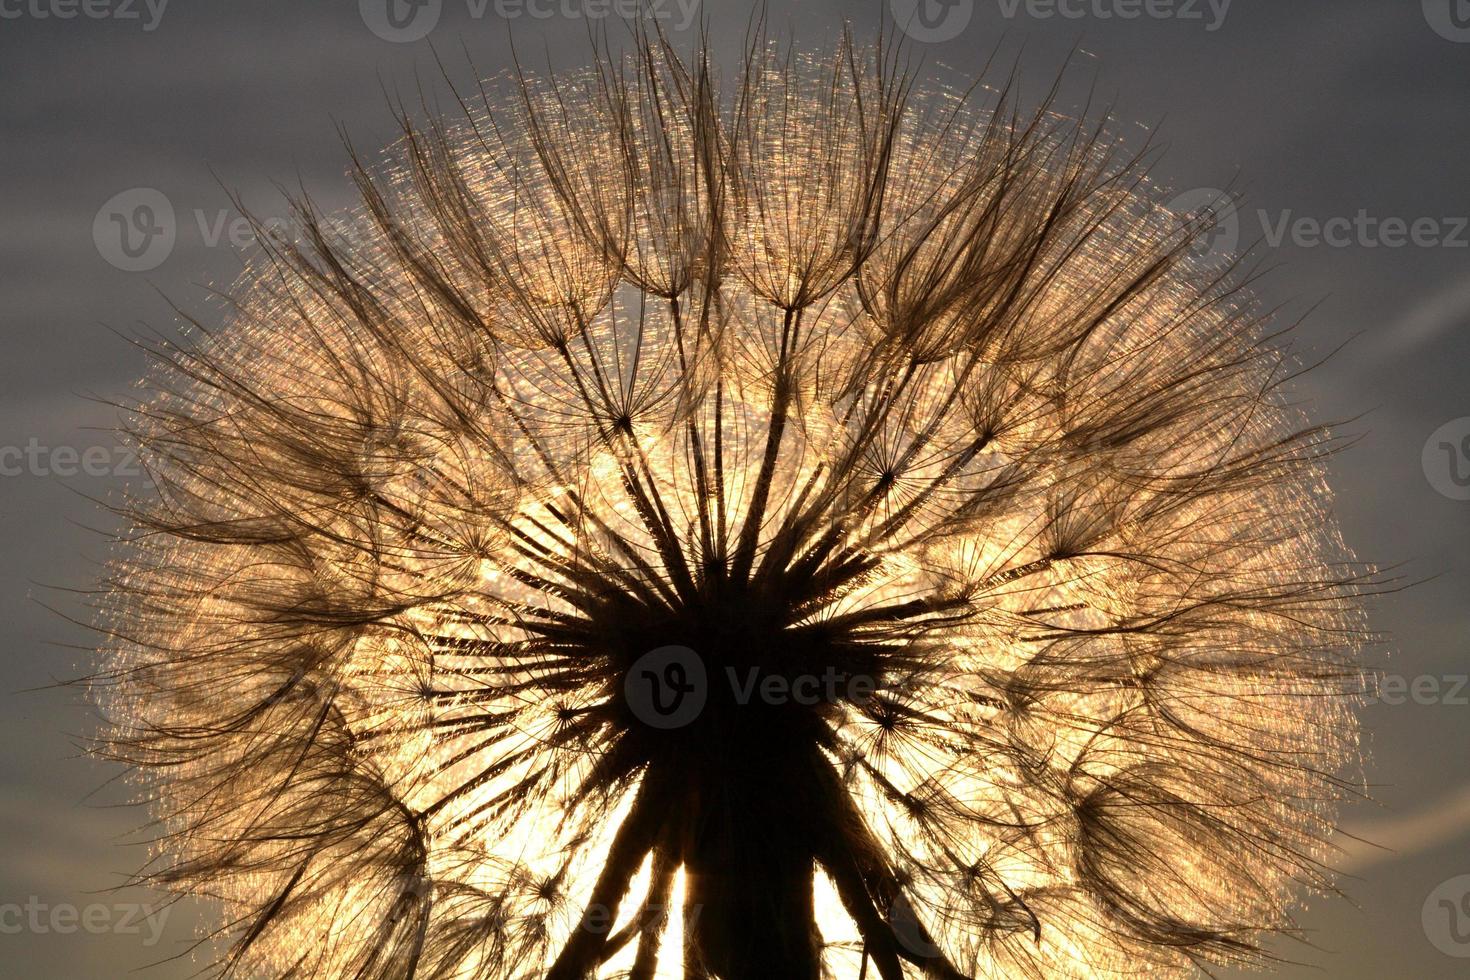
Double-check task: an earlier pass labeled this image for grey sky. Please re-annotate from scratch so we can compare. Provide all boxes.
[1,1,1467,976]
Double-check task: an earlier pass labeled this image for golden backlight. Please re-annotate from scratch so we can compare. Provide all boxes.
[96,31,1369,980]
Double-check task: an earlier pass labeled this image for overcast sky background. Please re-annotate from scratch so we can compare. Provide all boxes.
[1,1,1467,977]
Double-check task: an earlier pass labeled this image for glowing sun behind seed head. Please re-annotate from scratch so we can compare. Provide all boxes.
[94,28,1372,980]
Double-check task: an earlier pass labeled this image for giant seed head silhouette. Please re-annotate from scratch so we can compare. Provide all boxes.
[96,32,1370,980]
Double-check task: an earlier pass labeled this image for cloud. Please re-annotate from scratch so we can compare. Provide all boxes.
[1369,276,1470,358]
[1336,784,1470,873]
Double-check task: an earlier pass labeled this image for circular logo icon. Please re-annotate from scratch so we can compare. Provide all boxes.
[624,645,706,730]
[888,0,974,43]
[360,0,442,43]
[1424,1,1470,42]
[1423,417,1470,500]
[1423,874,1470,957]
[1165,187,1239,270]
[93,188,176,272]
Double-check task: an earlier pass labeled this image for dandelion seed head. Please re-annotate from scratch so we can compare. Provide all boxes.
[95,33,1369,980]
